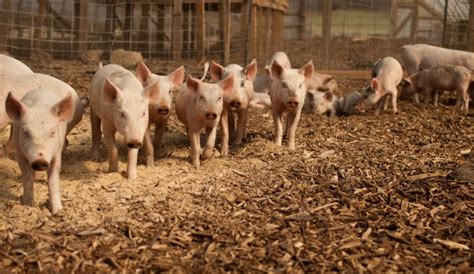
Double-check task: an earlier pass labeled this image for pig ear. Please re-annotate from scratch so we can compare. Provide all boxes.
[264,65,271,77]
[210,61,225,81]
[299,60,314,82]
[370,78,379,91]
[103,77,122,104]
[168,66,185,88]
[323,90,333,101]
[52,94,75,121]
[306,91,314,100]
[400,78,411,88]
[323,76,334,84]
[136,62,152,85]
[186,75,200,94]
[271,61,284,79]
[220,74,234,96]
[244,59,257,81]
[5,92,28,121]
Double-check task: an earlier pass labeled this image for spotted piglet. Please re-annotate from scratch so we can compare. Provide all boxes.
[269,60,314,150]
[210,60,257,156]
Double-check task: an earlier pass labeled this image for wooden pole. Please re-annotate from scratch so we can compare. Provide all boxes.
[442,0,448,47]
[74,0,88,53]
[322,0,332,69]
[241,0,250,64]
[221,0,231,64]
[271,10,284,54]
[298,0,306,39]
[249,3,257,61]
[410,0,419,40]
[257,7,266,63]
[124,0,133,49]
[172,0,183,61]
[194,0,205,59]
[390,0,398,39]
[0,0,12,51]
[470,0,474,51]
[33,0,46,49]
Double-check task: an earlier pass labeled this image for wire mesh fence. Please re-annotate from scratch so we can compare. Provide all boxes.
[0,0,472,70]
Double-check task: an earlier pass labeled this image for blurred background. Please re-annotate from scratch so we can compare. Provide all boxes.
[0,0,472,70]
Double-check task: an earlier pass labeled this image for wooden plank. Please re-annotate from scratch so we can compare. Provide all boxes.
[470,0,474,51]
[194,0,205,59]
[124,1,133,48]
[257,7,266,62]
[263,7,271,61]
[394,10,413,37]
[271,10,284,54]
[298,0,306,39]
[322,0,332,68]
[74,0,88,52]
[390,0,398,39]
[0,0,12,51]
[418,0,444,21]
[221,0,231,64]
[249,4,257,61]
[33,0,47,49]
[172,0,183,61]
[411,0,419,39]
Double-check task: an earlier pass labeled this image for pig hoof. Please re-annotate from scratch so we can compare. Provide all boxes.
[22,196,35,207]
[192,161,200,168]
[146,160,155,168]
[127,174,137,180]
[201,149,213,160]
[220,148,228,157]
[91,152,100,162]
[50,204,63,215]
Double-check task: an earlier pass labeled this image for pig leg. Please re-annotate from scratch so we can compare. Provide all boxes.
[458,88,470,114]
[188,129,201,167]
[47,153,63,214]
[433,91,439,107]
[272,109,284,146]
[220,109,229,156]
[235,109,248,146]
[228,111,236,143]
[90,110,102,161]
[127,147,139,180]
[383,96,390,111]
[102,123,119,173]
[374,97,385,115]
[153,122,167,153]
[423,88,432,108]
[143,124,154,167]
[202,126,217,160]
[286,110,301,151]
[17,154,35,207]
[412,93,420,105]
[391,91,398,113]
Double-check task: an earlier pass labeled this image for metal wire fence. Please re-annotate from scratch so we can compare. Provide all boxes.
[0,0,471,70]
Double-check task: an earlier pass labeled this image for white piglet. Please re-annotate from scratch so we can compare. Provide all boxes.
[89,63,159,179]
[135,63,185,166]
[6,88,75,214]
[269,60,314,150]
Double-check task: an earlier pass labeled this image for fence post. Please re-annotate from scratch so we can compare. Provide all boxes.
[172,0,183,61]
[74,0,88,54]
[322,0,332,69]
[390,0,398,40]
[442,0,448,47]
[221,0,231,64]
[0,0,12,52]
[249,4,257,61]
[124,1,133,49]
[470,0,474,51]
[410,0,419,40]
[298,0,306,39]
[33,0,46,50]
[271,10,284,54]
[195,0,205,59]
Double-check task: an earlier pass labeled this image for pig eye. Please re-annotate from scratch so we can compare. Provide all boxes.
[240,81,245,87]
[50,131,55,138]
[169,90,172,94]
[120,112,126,119]
[142,111,146,117]
[218,96,222,100]
[282,82,288,89]
[199,95,204,100]
[23,130,30,138]
[299,83,303,88]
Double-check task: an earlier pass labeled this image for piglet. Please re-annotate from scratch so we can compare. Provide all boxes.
[270,60,314,150]
[357,57,403,114]
[0,54,33,77]
[401,65,471,114]
[307,72,339,94]
[135,63,185,167]
[175,72,234,167]
[6,88,74,214]
[341,91,362,115]
[210,60,257,156]
[90,63,159,179]
[303,90,343,117]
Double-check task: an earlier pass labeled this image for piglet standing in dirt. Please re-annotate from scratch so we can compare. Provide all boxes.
[175,69,234,167]
[90,63,159,179]
[401,65,471,114]
[269,60,314,150]
[210,60,257,156]
[135,63,185,167]
[6,89,74,214]
[304,90,342,117]
[357,57,403,114]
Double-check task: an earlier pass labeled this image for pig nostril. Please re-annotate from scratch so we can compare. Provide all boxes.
[230,101,241,108]
[287,101,299,108]
[31,160,49,171]
[205,112,217,120]
[157,107,170,115]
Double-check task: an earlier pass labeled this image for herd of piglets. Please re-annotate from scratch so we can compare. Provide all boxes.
[0,43,473,214]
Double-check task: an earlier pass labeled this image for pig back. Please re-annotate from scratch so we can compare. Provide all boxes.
[0,54,33,77]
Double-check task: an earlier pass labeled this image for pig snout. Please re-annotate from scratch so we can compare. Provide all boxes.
[229,100,241,108]
[127,139,142,148]
[31,158,49,171]
[157,106,170,115]
[287,99,299,109]
[205,112,218,120]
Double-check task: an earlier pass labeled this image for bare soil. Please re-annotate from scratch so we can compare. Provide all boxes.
[0,59,472,272]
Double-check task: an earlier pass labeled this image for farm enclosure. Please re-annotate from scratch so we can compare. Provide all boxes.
[0,0,473,272]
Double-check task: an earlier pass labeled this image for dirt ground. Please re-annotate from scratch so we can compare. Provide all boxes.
[0,59,473,272]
